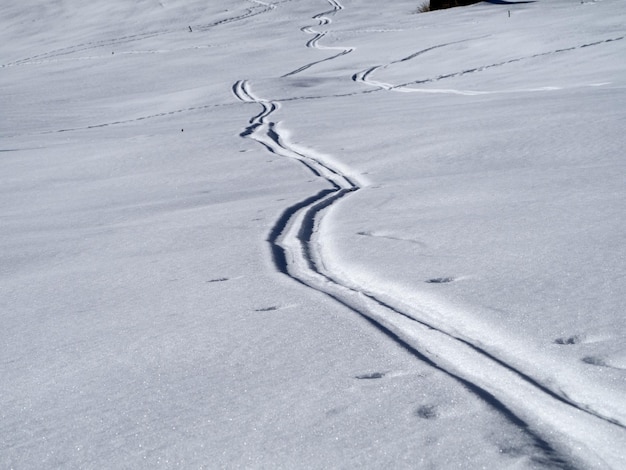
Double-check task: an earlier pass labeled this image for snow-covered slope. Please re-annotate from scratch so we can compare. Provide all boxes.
[2,0,625,468]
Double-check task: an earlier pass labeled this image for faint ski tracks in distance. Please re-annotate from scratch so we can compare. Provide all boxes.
[1,31,168,68]
[233,1,626,468]
[281,0,353,78]
[351,36,486,90]
[3,102,236,138]
[1,0,283,136]
[352,35,625,94]
[195,0,279,32]
[1,0,281,69]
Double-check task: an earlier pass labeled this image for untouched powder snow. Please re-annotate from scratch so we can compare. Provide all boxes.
[1,0,625,468]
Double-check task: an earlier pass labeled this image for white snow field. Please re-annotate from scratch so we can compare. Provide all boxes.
[1,0,625,468]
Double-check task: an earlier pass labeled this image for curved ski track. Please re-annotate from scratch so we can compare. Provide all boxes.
[281,0,353,78]
[349,30,626,433]
[234,2,626,468]
[352,35,625,94]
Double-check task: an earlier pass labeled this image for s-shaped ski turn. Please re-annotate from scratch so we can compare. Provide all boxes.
[232,1,626,468]
[281,0,353,78]
[233,77,626,469]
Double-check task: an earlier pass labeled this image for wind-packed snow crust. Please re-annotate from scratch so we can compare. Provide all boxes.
[1,0,625,468]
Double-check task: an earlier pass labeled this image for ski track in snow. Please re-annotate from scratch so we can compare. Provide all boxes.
[2,102,237,138]
[281,0,353,78]
[352,35,625,94]
[233,76,581,465]
[1,31,168,68]
[195,0,280,32]
[1,0,282,69]
[235,1,626,468]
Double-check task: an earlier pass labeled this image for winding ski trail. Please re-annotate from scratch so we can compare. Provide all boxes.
[233,1,626,468]
[281,0,353,78]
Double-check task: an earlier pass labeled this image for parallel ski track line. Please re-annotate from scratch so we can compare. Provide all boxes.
[234,2,626,468]
[350,35,626,433]
[233,78,588,470]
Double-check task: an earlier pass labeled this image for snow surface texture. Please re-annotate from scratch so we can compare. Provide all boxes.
[1,0,625,468]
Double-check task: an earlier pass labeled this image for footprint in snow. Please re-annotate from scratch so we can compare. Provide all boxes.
[326,407,346,417]
[425,277,454,284]
[415,404,438,420]
[581,356,608,367]
[255,306,279,312]
[355,371,386,380]
[554,335,581,345]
